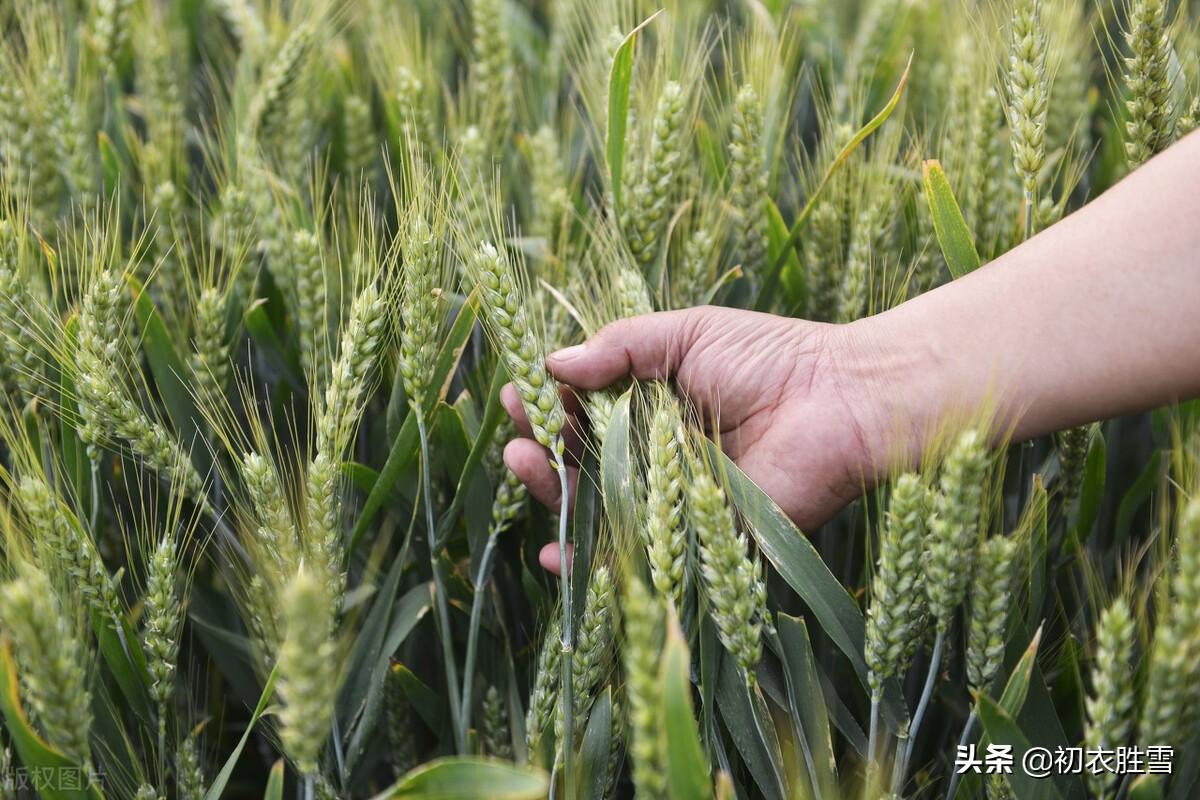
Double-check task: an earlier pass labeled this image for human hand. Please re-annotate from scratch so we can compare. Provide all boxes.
[501,306,924,573]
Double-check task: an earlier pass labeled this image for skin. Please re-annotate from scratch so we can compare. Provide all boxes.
[503,131,1200,575]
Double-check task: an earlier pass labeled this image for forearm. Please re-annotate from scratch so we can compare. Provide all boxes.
[854,131,1200,449]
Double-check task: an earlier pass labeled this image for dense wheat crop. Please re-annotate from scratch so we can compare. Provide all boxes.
[0,0,1198,798]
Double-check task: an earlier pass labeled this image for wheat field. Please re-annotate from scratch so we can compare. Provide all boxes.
[0,0,1198,798]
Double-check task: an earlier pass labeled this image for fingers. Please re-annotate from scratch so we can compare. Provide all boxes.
[545,308,709,390]
[538,542,574,577]
[503,438,579,514]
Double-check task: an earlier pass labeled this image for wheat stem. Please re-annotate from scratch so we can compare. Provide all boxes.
[944,712,979,800]
[416,409,464,753]
[460,529,501,739]
[897,628,945,792]
[553,448,575,790]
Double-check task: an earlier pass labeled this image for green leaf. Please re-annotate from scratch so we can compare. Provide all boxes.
[434,364,507,549]
[127,275,212,479]
[606,11,662,218]
[1023,479,1049,629]
[714,653,786,800]
[976,695,1064,800]
[350,300,477,553]
[955,626,1045,800]
[756,54,911,311]
[390,664,444,734]
[1113,448,1162,548]
[708,444,902,726]
[998,625,1043,715]
[0,639,103,800]
[342,569,432,776]
[571,447,602,632]
[661,617,713,800]
[204,663,280,800]
[775,616,838,799]
[92,610,154,724]
[766,200,804,311]
[599,391,635,535]
[1129,775,1165,800]
[97,131,123,195]
[921,159,981,278]
[244,300,304,391]
[576,688,613,800]
[1072,428,1106,544]
[374,758,549,799]
[697,118,725,185]
[264,760,285,800]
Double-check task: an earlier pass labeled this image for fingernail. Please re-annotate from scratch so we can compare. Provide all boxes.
[549,344,586,364]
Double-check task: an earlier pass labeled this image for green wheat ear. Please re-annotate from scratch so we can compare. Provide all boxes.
[143,535,183,731]
[686,442,769,688]
[622,576,667,800]
[276,568,339,777]
[966,536,1017,693]
[399,218,442,409]
[1006,0,1049,196]
[1084,597,1137,798]
[925,429,988,631]
[644,393,688,612]
[1123,0,1175,168]
[0,562,93,766]
[866,473,929,695]
[176,730,207,800]
[728,84,768,279]
[1141,497,1200,750]
[557,565,614,744]
[469,241,566,454]
[623,81,687,267]
[481,685,513,760]
[525,615,562,757]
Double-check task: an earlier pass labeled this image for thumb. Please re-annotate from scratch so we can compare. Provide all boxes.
[546,308,708,391]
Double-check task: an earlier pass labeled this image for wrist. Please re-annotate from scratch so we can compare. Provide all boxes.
[830,311,951,477]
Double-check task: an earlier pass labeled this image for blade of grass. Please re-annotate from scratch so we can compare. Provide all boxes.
[756,54,912,311]
[922,160,981,278]
[204,662,281,800]
[607,11,663,218]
